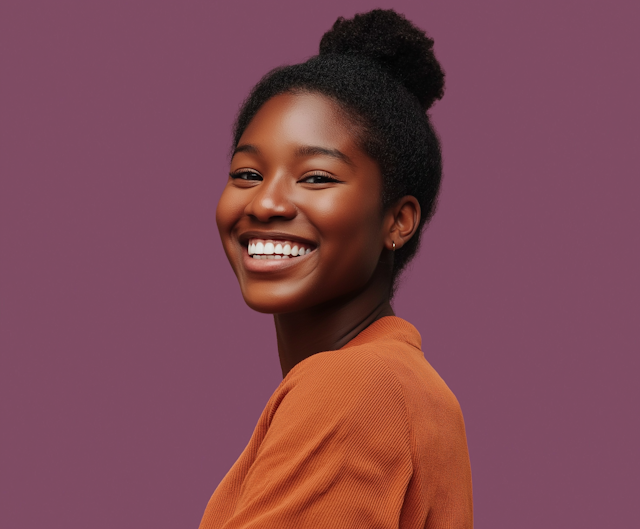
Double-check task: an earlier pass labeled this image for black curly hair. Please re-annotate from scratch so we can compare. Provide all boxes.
[232,9,445,293]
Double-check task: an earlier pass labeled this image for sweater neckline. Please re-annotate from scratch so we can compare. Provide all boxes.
[281,316,422,382]
[340,316,421,351]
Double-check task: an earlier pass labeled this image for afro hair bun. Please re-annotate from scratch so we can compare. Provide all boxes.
[319,9,444,111]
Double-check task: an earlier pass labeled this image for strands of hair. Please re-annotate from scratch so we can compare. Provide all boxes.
[233,9,445,291]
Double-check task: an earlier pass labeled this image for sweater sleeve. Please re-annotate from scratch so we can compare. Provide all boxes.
[220,351,413,528]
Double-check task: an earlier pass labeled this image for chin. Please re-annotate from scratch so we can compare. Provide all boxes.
[239,275,371,315]
[239,283,314,315]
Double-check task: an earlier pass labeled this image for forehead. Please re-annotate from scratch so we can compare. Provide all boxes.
[238,92,358,152]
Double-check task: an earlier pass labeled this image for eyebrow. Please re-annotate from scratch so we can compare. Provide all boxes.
[294,145,353,166]
[233,144,260,156]
[233,144,353,166]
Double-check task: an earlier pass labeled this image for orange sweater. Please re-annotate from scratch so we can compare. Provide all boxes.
[199,317,473,528]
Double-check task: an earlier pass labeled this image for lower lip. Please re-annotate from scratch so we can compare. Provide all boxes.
[242,247,315,273]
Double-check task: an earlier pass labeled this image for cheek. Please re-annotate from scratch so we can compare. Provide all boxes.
[215,185,243,237]
[215,185,248,273]
[313,186,382,238]
[307,190,384,273]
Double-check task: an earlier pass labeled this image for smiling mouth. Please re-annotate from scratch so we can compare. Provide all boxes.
[247,238,314,259]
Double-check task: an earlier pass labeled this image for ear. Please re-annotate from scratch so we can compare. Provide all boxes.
[383,196,421,251]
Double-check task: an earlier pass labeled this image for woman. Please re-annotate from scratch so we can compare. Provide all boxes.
[200,9,473,528]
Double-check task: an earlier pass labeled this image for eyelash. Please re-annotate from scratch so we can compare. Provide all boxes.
[299,172,340,184]
[230,170,262,181]
[229,170,340,184]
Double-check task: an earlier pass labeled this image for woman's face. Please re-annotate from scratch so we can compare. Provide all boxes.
[216,92,388,314]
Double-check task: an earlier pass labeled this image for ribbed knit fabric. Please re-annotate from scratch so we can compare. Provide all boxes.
[198,316,473,528]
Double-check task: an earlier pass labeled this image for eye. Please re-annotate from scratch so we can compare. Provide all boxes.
[230,170,262,181]
[299,172,341,184]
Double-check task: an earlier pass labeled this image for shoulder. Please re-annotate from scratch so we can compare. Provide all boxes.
[269,348,410,439]
[292,346,406,404]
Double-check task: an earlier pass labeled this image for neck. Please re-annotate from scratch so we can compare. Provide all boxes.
[274,264,395,378]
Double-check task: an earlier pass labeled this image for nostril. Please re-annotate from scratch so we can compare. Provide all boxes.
[243,179,297,222]
[245,198,296,222]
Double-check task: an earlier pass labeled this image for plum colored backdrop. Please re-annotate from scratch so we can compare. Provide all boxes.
[1,1,638,527]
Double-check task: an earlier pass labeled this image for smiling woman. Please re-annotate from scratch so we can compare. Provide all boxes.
[219,93,392,319]
[201,9,473,529]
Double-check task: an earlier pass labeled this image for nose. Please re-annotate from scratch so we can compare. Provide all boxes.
[244,173,297,222]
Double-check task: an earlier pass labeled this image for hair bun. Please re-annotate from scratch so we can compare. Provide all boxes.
[319,9,444,111]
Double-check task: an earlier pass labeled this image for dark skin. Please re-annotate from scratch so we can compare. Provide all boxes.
[216,92,420,377]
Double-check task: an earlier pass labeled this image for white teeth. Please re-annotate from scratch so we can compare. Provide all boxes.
[247,239,314,259]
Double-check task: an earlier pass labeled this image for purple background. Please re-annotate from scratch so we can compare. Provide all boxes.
[1,1,638,527]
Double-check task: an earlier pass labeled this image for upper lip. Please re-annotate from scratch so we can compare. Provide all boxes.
[238,230,317,248]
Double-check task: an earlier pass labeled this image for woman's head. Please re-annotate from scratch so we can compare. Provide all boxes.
[217,9,445,313]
